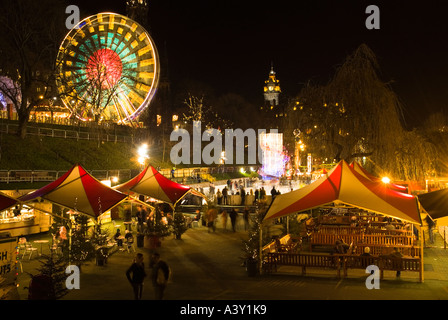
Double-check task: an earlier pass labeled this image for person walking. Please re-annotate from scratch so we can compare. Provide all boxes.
[151,252,170,300]
[126,253,146,300]
[271,186,277,199]
[229,209,238,232]
[136,205,147,233]
[207,207,218,233]
[243,207,250,231]
[222,186,228,205]
[260,187,266,200]
[216,189,222,205]
[240,187,246,205]
[221,209,228,231]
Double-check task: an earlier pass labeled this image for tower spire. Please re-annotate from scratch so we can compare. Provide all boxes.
[264,63,281,106]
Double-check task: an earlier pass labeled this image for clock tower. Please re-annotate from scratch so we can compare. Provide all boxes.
[263,65,281,107]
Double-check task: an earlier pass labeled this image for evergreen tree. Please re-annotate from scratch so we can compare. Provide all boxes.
[69,215,95,267]
[32,253,69,299]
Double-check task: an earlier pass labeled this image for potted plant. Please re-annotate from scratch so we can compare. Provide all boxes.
[172,210,188,240]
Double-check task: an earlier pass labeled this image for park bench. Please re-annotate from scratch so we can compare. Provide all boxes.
[264,252,343,277]
[342,255,422,281]
[309,232,415,251]
[264,252,422,281]
[353,243,420,257]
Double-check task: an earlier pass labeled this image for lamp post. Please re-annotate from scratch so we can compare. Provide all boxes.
[137,143,149,170]
[381,176,391,184]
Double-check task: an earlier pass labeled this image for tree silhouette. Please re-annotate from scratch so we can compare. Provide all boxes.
[0,0,66,138]
[287,44,436,181]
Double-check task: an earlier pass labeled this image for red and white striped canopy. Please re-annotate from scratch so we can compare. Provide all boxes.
[0,192,18,212]
[115,165,194,205]
[350,161,408,193]
[19,164,128,218]
[264,160,422,224]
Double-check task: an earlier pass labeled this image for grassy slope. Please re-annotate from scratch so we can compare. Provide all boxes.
[0,133,142,171]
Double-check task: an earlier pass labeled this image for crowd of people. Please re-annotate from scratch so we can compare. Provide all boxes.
[211,183,285,206]
[193,205,251,233]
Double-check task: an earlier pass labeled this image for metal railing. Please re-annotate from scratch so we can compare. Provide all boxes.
[0,169,133,184]
[0,122,139,144]
[0,165,258,185]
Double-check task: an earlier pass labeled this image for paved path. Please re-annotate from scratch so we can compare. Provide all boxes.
[12,222,448,302]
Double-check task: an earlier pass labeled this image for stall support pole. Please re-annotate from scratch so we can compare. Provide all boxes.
[419,224,424,283]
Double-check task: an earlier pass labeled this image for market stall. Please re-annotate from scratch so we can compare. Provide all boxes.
[115,164,207,207]
[18,164,129,219]
[0,191,52,237]
[261,160,424,281]
[263,160,422,224]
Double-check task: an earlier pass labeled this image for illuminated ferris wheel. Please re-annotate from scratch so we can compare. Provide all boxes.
[56,12,159,124]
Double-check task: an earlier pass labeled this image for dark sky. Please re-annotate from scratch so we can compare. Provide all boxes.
[69,0,448,128]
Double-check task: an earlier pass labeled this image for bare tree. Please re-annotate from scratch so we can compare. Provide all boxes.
[182,93,231,129]
[287,44,436,181]
[0,0,66,138]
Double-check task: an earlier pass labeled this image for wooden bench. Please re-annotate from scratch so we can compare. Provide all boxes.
[264,252,422,282]
[310,233,415,250]
[353,243,421,257]
[342,255,422,281]
[318,225,413,237]
[264,252,343,277]
[378,256,421,280]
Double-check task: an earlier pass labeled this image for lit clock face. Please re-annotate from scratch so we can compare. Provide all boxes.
[56,12,159,124]
[269,86,274,91]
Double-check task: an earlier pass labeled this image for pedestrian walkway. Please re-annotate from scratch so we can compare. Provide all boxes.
[10,222,448,301]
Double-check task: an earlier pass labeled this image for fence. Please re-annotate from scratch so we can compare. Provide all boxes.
[0,122,139,144]
[0,165,257,185]
[0,169,133,184]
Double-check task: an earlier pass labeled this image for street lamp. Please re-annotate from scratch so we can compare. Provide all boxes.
[137,143,149,168]
[381,176,391,184]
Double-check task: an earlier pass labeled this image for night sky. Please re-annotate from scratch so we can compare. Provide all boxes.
[69,0,448,128]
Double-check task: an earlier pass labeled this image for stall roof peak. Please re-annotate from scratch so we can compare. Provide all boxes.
[18,164,128,217]
[263,160,422,225]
